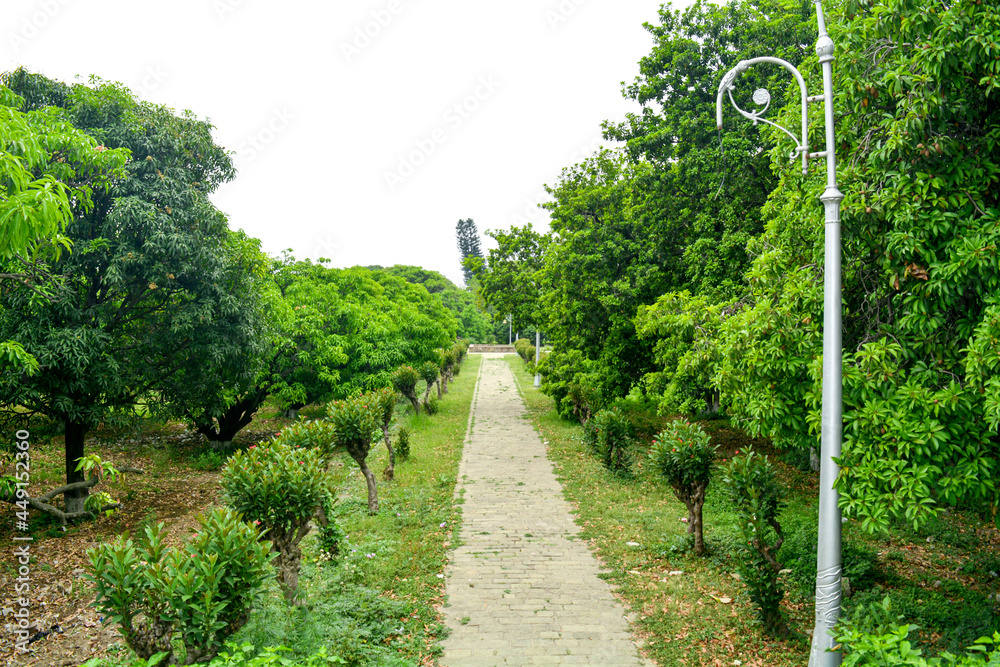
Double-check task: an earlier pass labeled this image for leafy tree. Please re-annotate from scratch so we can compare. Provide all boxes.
[715,0,1000,530]
[419,360,440,405]
[466,223,547,336]
[455,217,482,285]
[0,71,239,516]
[0,80,128,374]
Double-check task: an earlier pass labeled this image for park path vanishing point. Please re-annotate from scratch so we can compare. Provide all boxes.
[440,354,652,667]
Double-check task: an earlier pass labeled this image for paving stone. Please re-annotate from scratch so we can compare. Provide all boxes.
[440,355,652,666]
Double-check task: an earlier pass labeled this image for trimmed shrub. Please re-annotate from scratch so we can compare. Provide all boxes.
[649,420,717,555]
[419,361,440,407]
[370,387,398,480]
[391,365,421,414]
[583,407,633,476]
[327,393,381,514]
[722,449,788,637]
[86,508,274,665]
[221,441,329,604]
[276,418,336,451]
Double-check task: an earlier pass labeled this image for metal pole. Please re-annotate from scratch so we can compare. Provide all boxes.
[810,2,844,665]
[508,316,512,345]
[534,330,541,387]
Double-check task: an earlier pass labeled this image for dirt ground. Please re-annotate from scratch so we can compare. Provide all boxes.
[1,423,277,666]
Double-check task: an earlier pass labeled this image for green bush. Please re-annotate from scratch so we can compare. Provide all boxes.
[583,407,633,476]
[277,418,336,451]
[649,419,717,555]
[316,492,344,561]
[423,397,440,415]
[370,387,398,480]
[327,393,381,514]
[395,428,411,460]
[835,597,1000,666]
[721,449,788,637]
[221,441,329,604]
[86,508,274,665]
[419,361,440,404]
[391,366,421,414]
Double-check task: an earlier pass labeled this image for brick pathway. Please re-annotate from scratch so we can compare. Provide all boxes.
[440,355,651,666]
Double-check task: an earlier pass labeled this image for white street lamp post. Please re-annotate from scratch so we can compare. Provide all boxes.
[715,2,843,665]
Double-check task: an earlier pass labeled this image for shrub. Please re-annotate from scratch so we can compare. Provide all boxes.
[86,508,274,665]
[327,393,381,514]
[649,419,717,555]
[396,428,411,460]
[418,361,439,406]
[721,449,788,637]
[423,397,440,415]
[277,418,336,451]
[221,441,329,604]
[315,492,344,561]
[390,366,421,414]
[835,597,1000,666]
[439,348,457,393]
[583,407,633,476]
[370,387,398,480]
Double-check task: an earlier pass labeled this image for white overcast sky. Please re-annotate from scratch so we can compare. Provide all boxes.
[2,0,680,287]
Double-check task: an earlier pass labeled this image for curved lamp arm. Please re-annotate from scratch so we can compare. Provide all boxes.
[715,56,812,174]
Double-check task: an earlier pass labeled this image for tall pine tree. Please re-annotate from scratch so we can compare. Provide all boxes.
[455,218,482,286]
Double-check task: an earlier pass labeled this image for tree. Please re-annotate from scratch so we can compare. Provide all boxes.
[714,0,1000,530]
[465,223,547,335]
[373,264,494,342]
[649,420,717,555]
[0,71,239,516]
[0,80,128,375]
[455,217,482,286]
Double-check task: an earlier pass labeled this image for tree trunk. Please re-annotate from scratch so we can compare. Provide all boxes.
[692,502,705,556]
[382,426,395,481]
[436,378,442,399]
[407,394,421,415]
[423,383,433,407]
[284,408,299,420]
[352,454,378,514]
[809,446,821,472]
[210,440,232,452]
[63,419,88,515]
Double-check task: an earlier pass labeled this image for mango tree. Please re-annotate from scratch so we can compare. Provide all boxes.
[0,70,239,517]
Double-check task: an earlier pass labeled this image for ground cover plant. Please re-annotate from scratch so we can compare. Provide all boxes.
[505,356,1000,666]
